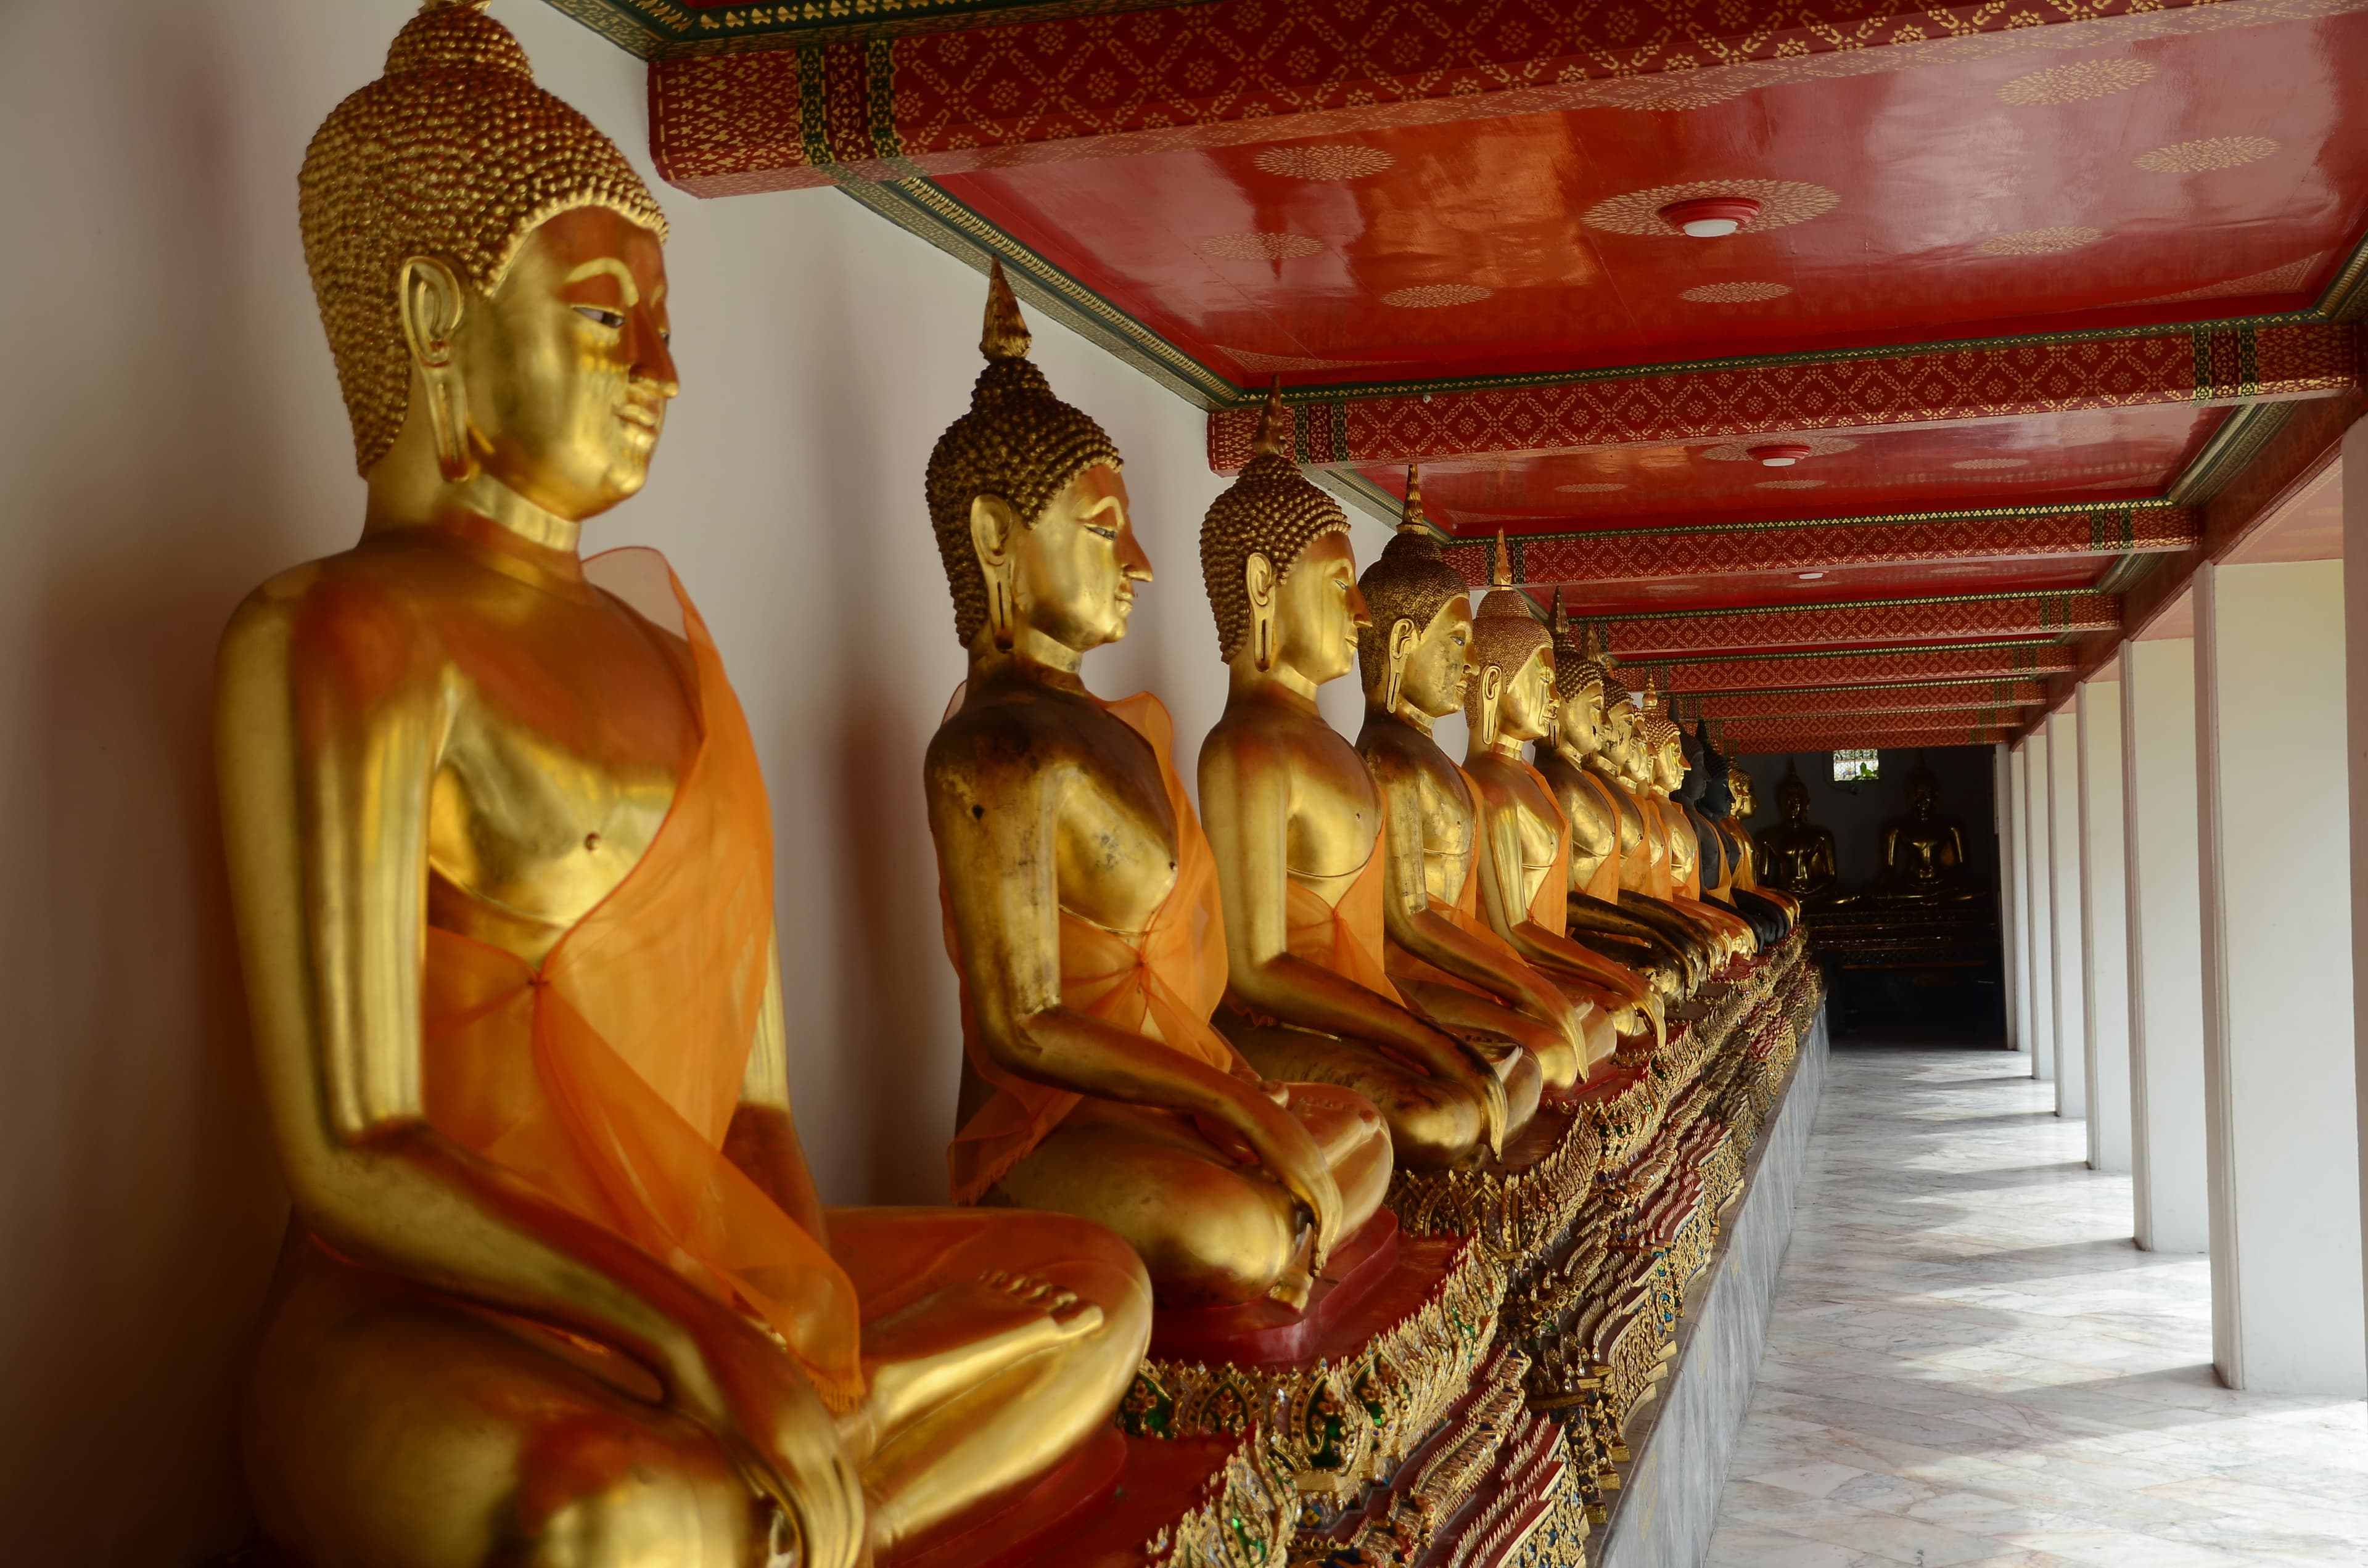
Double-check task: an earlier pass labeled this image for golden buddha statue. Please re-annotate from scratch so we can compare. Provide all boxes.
[1689,723,1793,945]
[1198,395,1529,1166]
[1725,763,1801,930]
[1875,760,1978,903]
[1635,684,1756,961]
[1587,656,1725,979]
[219,12,1148,1566]
[1355,474,1601,1089]
[1756,764,1842,900]
[1529,593,1693,996]
[1458,538,1657,1061]
[924,269,1391,1311]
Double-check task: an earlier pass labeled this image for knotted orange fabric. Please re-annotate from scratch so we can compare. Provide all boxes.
[418,549,864,1414]
[1283,845,1405,1007]
[945,692,1239,1206]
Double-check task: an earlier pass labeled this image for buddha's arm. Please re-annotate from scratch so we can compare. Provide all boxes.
[1471,789,1650,1008]
[725,947,831,1245]
[1370,763,1586,1051]
[215,586,865,1565]
[1199,733,1506,1141]
[926,736,1342,1255]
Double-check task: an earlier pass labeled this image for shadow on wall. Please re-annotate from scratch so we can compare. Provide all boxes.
[1738,747,2000,895]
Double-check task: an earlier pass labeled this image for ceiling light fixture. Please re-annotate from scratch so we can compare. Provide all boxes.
[1798,571,1826,580]
[1659,195,1763,237]
[1748,442,1815,467]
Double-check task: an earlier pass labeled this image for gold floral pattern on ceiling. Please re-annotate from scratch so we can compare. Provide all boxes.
[2136,135,2279,172]
[1583,180,1840,237]
[1680,281,1794,303]
[1383,283,1494,308]
[1202,232,1325,260]
[1978,226,2103,256]
[1252,144,1394,180]
[1996,57,2156,105]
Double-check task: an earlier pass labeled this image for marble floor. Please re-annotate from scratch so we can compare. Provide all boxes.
[1704,1043,2368,1568]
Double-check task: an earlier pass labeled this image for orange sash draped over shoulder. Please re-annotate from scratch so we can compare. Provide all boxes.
[1573,770,1625,902]
[1282,845,1405,1007]
[945,692,1238,1206]
[418,549,863,1414]
[1513,760,1574,939]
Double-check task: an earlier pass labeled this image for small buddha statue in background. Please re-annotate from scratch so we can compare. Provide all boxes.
[1198,393,1525,1167]
[1756,765,1841,900]
[1458,539,1657,1061]
[1355,473,1600,1089]
[219,12,1146,1566]
[1876,760,1978,903]
[1530,594,1693,996]
[924,269,1391,1311]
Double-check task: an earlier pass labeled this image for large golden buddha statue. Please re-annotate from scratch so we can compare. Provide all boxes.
[1197,396,1529,1166]
[924,270,1390,1311]
[1458,540,1656,1060]
[1355,477,1600,1089]
[1756,765,1842,900]
[218,11,1146,1565]
[1875,760,1978,902]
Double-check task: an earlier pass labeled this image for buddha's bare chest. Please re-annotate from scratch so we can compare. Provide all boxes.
[1284,726,1384,882]
[1051,723,1178,936]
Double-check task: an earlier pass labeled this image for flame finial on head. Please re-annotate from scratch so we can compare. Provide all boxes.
[1251,379,1291,458]
[1399,465,1428,533]
[1489,530,1513,589]
[980,259,1032,361]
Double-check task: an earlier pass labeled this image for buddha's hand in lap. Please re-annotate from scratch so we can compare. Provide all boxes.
[683,1308,870,1568]
[1228,1079,1346,1276]
[857,1270,1107,1440]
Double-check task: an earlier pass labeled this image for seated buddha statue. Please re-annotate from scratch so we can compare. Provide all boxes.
[1457,540,1658,1061]
[218,12,1147,1567]
[1634,684,1756,961]
[924,269,1391,1311]
[1355,475,1603,1090]
[1725,763,1800,931]
[1756,765,1842,901]
[1690,723,1792,946]
[1197,393,1529,1166]
[1529,593,1693,997]
[1588,659,1728,975]
[1875,761,1979,903]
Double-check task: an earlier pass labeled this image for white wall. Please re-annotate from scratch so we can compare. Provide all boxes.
[2077,680,2131,1172]
[2195,560,2365,1394]
[0,2,1412,1558]
[2023,728,2057,1081]
[2121,638,2210,1252]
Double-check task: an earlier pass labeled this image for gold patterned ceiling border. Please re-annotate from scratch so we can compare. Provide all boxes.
[1688,681,2050,720]
[1207,322,2357,470]
[1723,721,2012,754]
[538,0,1206,58]
[1586,589,2118,659]
[1622,641,2076,696]
[1436,501,2194,589]
[635,0,2368,177]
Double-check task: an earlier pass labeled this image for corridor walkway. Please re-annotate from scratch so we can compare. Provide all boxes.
[1704,1046,2368,1567]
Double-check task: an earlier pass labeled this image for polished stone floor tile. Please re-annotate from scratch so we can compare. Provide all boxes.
[1704,1046,2368,1568]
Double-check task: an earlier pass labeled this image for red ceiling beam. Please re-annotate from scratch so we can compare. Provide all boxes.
[1439,503,2193,589]
[1629,642,2076,695]
[1212,323,2354,469]
[1598,591,2115,657]
[1722,718,2010,754]
[1685,682,2048,720]
[646,0,2304,192]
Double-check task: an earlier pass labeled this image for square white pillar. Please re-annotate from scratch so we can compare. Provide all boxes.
[2123,635,2210,1253]
[2196,557,2366,1394]
[2049,708,2087,1116]
[2000,744,2023,1053]
[2078,679,2132,1172]
[2023,727,2056,1082]
[2344,417,2368,1386]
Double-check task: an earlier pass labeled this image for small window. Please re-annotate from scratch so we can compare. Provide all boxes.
[1832,749,1879,782]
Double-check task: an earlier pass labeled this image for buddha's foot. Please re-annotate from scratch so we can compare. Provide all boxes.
[858,1271,1107,1434]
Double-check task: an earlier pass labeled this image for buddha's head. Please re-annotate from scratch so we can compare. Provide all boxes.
[1638,679,1685,795]
[1906,761,1939,819]
[1778,766,1811,823]
[1357,469,1473,720]
[927,265,1141,660]
[1599,655,1640,777]
[1548,594,1611,759]
[1463,535,1555,748]
[302,0,675,520]
[1202,386,1366,686]
[1730,765,1758,820]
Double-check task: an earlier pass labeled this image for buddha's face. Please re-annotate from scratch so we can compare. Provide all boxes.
[1003,462,1149,652]
[1601,700,1637,770]
[1779,781,1810,822]
[1400,598,1474,718]
[1655,738,1687,794]
[1907,778,1937,818]
[1731,772,1757,818]
[1274,532,1368,686]
[1557,678,1607,755]
[450,207,677,520]
[1495,647,1556,743]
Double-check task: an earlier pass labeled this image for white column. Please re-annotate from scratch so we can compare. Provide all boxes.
[2343,417,2368,1386]
[2078,679,2132,1172]
[2023,727,2056,1082]
[2000,743,2024,1053]
[2049,709,2087,1116]
[2123,636,2210,1252]
[2196,558,2366,1394]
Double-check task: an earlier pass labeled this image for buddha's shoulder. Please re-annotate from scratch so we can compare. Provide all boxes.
[220,542,468,673]
[925,684,1116,778]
